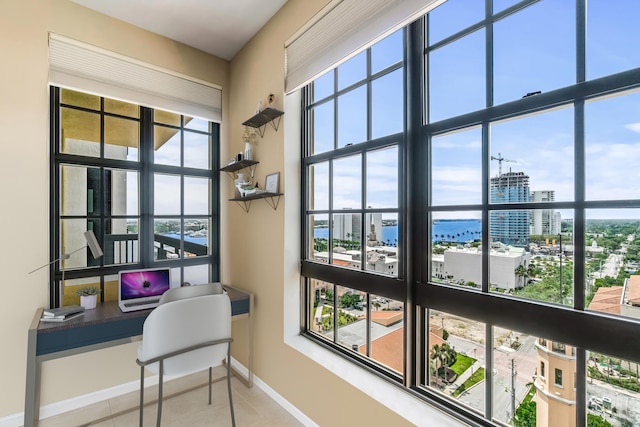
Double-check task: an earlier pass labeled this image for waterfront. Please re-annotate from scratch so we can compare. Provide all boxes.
[314,219,482,244]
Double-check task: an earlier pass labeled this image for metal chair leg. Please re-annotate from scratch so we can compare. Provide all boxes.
[226,349,236,427]
[208,366,212,405]
[156,360,163,427]
[139,366,145,427]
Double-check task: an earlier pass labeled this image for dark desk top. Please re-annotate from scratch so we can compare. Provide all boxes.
[33,285,251,356]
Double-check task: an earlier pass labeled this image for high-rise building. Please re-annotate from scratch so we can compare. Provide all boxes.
[490,171,531,246]
[531,190,561,236]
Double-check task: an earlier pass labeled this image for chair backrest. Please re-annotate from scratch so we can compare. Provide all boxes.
[138,293,231,376]
[158,282,223,305]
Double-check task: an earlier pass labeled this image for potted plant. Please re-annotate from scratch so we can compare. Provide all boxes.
[76,286,100,310]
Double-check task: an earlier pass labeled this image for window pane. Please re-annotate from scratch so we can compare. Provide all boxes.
[494,209,574,306]
[106,218,138,265]
[184,116,209,132]
[309,162,329,211]
[366,146,398,208]
[431,212,482,288]
[366,294,403,374]
[333,155,362,210]
[372,69,403,139]
[155,110,181,126]
[104,98,139,118]
[585,210,637,320]
[108,169,138,216]
[338,86,367,148]
[61,165,101,216]
[432,127,482,206]
[309,214,329,261]
[336,286,367,352]
[104,116,139,161]
[332,213,362,270]
[61,88,100,110]
[183,130,210,169]
[183,264,210,285]
[428,0,484,45]
[493,332,571,426]
[63,276,101,307]
[311,100,334,154]
[184,219,210,257]
[154,173,181,215]
[337,51,366,90]
[587,351,640,427]
[429,29,485,122]
[371,29,403,74]
[587,0,640,80]
[493,0,520,13]
[312,70,334,103]
[154,125,181,166]
[61,108,100,157]
[365,213,398,277]
[428,310,486,416]
[154,218,181,260]
[184,176,209,215]
[310,279,335,341]
[493,0,575,105]
[585,91,640,201]
[490,107,574,202]
[60,219,101,270]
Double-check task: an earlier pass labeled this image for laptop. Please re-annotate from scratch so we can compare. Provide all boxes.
[118,267,171,312]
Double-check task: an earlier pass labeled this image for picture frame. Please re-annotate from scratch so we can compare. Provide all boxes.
[265,172,280,193]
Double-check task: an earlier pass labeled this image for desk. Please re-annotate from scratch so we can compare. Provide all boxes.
[24,285,253,427]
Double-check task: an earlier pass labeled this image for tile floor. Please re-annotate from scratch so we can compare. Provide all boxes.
[37,367,304,427]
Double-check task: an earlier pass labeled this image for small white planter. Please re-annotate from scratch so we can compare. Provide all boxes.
[80,294,97,310]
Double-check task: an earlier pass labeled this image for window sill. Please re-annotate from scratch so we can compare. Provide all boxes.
[283,333,467,427]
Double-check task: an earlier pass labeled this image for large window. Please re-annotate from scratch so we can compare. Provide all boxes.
[301,1,640,426]
[51,87,219,307]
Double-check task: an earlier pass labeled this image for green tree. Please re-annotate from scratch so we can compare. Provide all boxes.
[513,400,536,427]
[587,414,614,427]
[339,293,361,308]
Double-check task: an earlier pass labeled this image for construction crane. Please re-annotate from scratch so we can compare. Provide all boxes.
[491,152,516,176]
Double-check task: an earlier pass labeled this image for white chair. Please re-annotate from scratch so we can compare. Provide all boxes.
[136,293,235,427]
[158,282,223,305]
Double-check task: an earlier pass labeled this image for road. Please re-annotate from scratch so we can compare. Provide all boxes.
[446,334,538,422]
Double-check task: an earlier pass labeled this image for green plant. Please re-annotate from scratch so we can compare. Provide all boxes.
[75,286,101,296]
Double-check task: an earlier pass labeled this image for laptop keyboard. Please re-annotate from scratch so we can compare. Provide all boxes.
[123,298,160,307]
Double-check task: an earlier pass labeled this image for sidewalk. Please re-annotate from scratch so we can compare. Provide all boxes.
[446,360,483,394]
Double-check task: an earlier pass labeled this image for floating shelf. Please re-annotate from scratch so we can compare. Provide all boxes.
[229,192,283,213]
[242,107,284,137]
[220,159,258,179]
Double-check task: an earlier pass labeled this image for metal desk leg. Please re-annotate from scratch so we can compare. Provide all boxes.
[24,309,43,427]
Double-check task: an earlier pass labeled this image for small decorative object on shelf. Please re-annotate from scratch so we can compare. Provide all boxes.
[265,172,280,193]
[242,126,258,160]
[242,93,284,138]
[76,286,100,310]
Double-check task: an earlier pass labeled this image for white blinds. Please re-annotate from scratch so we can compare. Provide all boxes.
[49,33,222,122]
[284,0,445,94]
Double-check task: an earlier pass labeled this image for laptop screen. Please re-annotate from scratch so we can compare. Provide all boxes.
[119,268,171,301]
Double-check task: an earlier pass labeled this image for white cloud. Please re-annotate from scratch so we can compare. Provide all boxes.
[625,122,640,133]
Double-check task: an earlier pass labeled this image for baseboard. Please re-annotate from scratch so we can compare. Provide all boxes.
[229,358,318,427]
[1,358,314,427]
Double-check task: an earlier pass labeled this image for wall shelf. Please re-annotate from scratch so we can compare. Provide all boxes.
[229,192,283,213]
[220,159,258,179]
[242,107,284,137]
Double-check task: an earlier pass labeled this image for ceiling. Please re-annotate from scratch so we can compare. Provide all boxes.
[72,0,288,60]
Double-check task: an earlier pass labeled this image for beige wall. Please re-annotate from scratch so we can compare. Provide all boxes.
[2,0,431,425]
[0,0,229,417]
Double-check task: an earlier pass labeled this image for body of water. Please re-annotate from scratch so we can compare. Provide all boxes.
[314,219,481,244]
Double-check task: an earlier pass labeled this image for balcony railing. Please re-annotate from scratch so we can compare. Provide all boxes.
[104,233,208,264]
